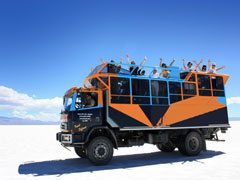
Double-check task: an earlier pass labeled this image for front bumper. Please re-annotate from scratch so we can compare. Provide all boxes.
[56,132,85,145]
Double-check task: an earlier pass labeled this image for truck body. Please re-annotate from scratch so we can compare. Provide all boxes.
[56,62,230,165]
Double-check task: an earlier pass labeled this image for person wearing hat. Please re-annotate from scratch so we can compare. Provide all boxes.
[208,59,226,74]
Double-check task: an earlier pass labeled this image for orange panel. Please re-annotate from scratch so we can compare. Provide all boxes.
[222,75,229,86]
[158,96,226,126]
[110,104,153,127]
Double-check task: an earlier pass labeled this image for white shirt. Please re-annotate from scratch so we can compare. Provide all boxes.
[208,68,216,74]
[150,72,160,78]
[188,67,195,71]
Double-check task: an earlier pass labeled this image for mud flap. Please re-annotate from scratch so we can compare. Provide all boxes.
[202,137,207,151]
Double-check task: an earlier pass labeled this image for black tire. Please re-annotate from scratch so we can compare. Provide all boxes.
[156,143,176,152]
[178,131,203,156]
[87,136,113,165]
[74,146,87,158]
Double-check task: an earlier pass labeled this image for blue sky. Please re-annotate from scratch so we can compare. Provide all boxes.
[0,0,240,120]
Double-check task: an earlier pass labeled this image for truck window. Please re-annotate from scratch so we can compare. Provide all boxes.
[132,79,149,96]
[212,76,225,97]
[198,75,212,96]
[151,80,168,97]
[86,78,106,89]
[183,83,196,95]
[110,77,130,95]
[169,81,182,104]
[63,96,73,111]
[198,75,211,89]
[211,76,224,90]
[169,82,181,94]
[75,92,98,109]
[151,80,168,105]
[110,77,130,104]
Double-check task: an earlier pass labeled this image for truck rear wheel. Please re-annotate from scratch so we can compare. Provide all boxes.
[74,146,87,158]
[156,143,175,152]
[178,131,203,156]
[87,136,113,165]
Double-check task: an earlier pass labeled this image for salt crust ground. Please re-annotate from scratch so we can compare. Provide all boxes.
[0,122,240,180]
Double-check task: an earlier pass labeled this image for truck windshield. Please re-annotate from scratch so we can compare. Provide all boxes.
[63,96,73,111]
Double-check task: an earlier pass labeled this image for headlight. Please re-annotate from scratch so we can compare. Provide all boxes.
[61,122,68,130]
[61,134,72,143]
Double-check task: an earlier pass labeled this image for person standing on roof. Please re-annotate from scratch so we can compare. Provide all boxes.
[138,67,145,75]
[208,59,225,74]
[100,57,122,73]
[193,60,207,72]
[126,54,147,75]
[159,58,175,77]
[182,59,203,71]
[150,68,160,78]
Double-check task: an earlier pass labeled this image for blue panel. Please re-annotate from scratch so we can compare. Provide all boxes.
[217,97,227,106]
[70,92,77,111]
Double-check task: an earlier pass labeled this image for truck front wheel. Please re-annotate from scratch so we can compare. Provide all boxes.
[74,146,87,158]
[178,131,203,156]
[87,136,113,165]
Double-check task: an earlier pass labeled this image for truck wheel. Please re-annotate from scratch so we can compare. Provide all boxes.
[74,146,87,158]
[87,136,113,165]
[178,131,203,156]
[156,143,175,152]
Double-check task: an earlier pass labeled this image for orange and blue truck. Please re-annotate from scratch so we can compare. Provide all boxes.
[56,62,230,165]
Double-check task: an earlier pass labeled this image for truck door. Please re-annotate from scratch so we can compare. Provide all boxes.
[71,91,103,134]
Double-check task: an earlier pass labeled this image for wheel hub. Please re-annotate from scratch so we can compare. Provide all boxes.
[189,137,199,151]
[94,144,108,158]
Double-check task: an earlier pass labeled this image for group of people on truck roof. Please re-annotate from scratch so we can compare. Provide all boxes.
[182,58,225,73]
[99,54,226,77]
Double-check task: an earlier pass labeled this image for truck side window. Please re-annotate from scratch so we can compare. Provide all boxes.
[151,80,168,105]
[212,76,225,97]
[183,83,196,95]
[132,79,149,96]
[151,80,168,97]
[169,81,182,104]
[87,78,106,89]
[132,79,150,105]
[198,75,212,96]
[198,75,211,89]
[169,82,181,94]
[110,77,130,95]
[212,76,224,90]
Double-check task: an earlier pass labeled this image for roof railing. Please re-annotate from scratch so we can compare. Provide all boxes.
[106,62,191,80]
